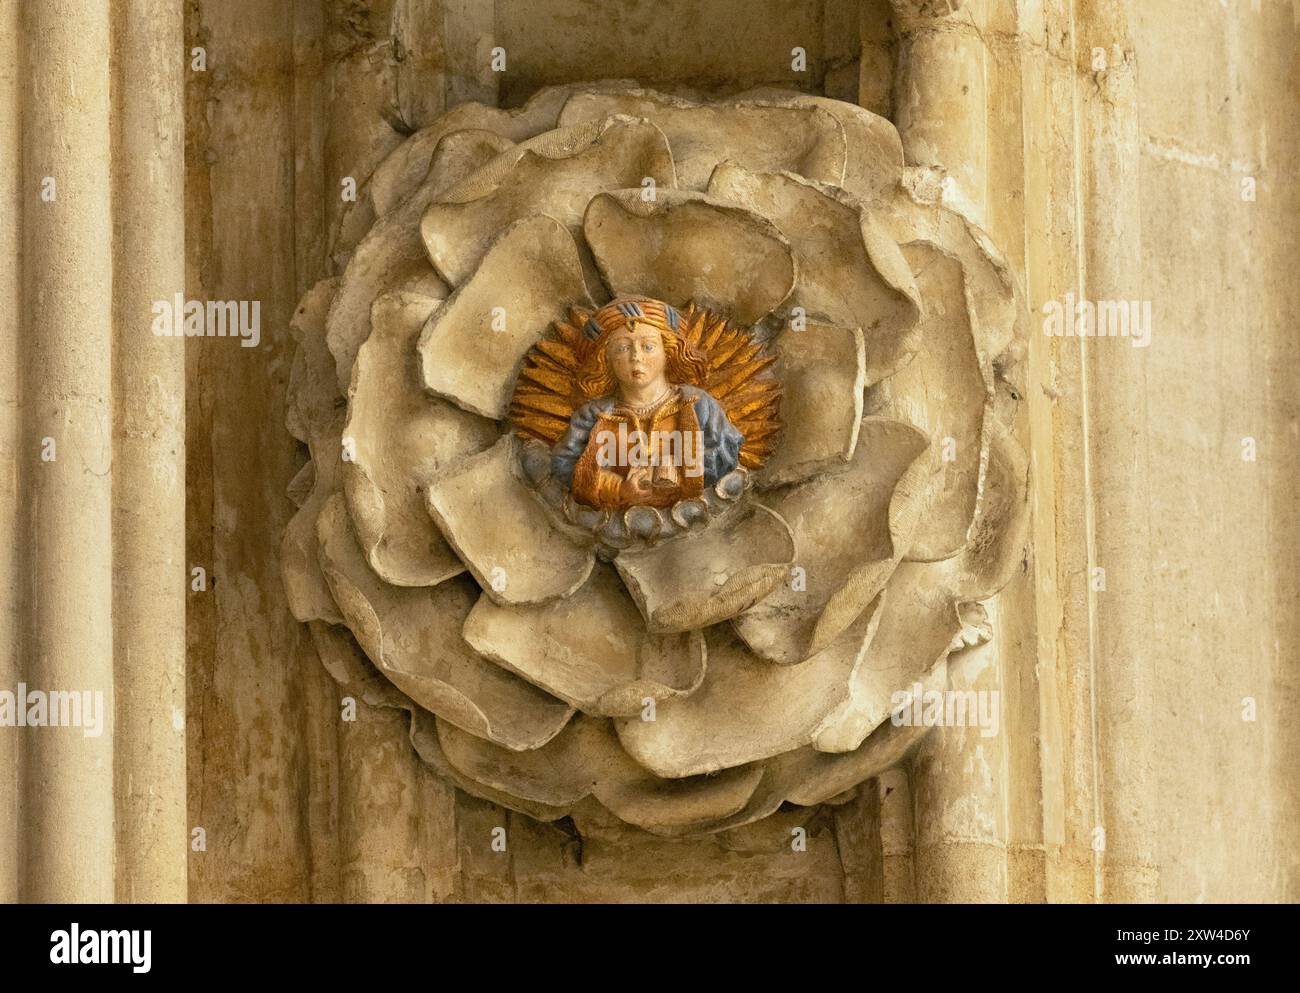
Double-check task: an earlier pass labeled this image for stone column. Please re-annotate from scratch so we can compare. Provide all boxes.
[1071,0,1157,902]
[889,0,1012,903]
[9,0,188,904]
[911,635,1010,902]
[890,0,988,223]
[878,770,916,903]
[112,0,188,904]
[21,0,117,903]
[0,0,21,908]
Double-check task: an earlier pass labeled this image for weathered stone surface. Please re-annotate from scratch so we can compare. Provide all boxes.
[420,116,676,287]
[110,0,1299,907]
[417,216,592,420]
[344,291,497,587]
[616,601,883,776]
[462,564,706,717]
[707,163,921,384]
[757,321,865,488]
[559,88,847,190]
[425,435,596,606]
[583,189,795,325]
[316,494,575,750]
[734,417,930,665]
[614,502,796,634]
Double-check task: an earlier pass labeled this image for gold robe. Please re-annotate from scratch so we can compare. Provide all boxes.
[572,388,705,510]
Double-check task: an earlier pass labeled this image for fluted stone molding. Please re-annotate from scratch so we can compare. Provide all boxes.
[1070,0,1157,903]
[5,0,187,904]
[884,0,1012,902]
[878,769,916,903]
[111,0,188,904]
[20,0,117,905]
[0,0,22,907]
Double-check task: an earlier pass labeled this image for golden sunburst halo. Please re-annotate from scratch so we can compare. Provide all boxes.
[510,300,782,472]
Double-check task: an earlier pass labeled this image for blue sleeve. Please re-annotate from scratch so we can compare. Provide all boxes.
[551,402,602,487]
[693,391,744,484]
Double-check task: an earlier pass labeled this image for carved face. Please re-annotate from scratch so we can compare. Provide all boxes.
[605,323,667,395]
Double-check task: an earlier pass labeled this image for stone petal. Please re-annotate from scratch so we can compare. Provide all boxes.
[420,116,676,287]
[594,762,764,837]
[757,321,865,488]
[584,188,795,326]
[615,601,882,778]
[435,714,764,836]
[732,417,929,664]
[425,435,596,606]
[311,621,574,820]
[324,127,519,391]
[812,576,957,752]
[558,88,847,190]
[286,277,341,445]
[436,713,604,807]
[880,180,1021,368]
[415,129,517,209]
[812,424,1028,753]
[372,127,514,220]
[669,693,941,838]
[462,564,706,717]
[867,241,992,560]
[282,277,348,624]
[315,493,574,750]
[707,163,920,384]
[417,215,591,420]
[368,82,640,219]
[614,502,795,634]
[731,87,905,199]
[343,291,497,588]
[408,712,572,822]
[942,421,1030,601]
[781,692,942,806]
[281,413,345,625]
[308,620,411,713]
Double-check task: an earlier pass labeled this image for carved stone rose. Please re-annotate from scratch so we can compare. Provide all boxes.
[282,82,1029,838]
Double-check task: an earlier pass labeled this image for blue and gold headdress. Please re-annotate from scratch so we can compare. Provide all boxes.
[581,296,683,345]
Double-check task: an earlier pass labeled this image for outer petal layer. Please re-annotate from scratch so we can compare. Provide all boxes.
[420,116,676,287]
[616,599,883,778]
[559,88,847,190]
[865,242,990,561]
[733,417,929,664]
[344,291,497,587]
[325,127,508,390]
[812,422,1029,753]
[757,321,865,488]
[435,715,765,836]
[316,494,574,750]
[707,163,920,384]
[282,414,345,625]
[731,88,905,199]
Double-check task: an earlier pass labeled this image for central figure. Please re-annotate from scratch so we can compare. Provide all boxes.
[551,297,744,511]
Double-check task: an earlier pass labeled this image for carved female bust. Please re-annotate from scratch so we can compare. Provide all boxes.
[550,298,743,510]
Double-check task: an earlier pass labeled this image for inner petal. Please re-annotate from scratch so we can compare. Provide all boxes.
[583,189,796,326]
[425,434,596,606]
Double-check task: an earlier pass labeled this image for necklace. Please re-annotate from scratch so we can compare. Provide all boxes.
[622,384,673,416]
